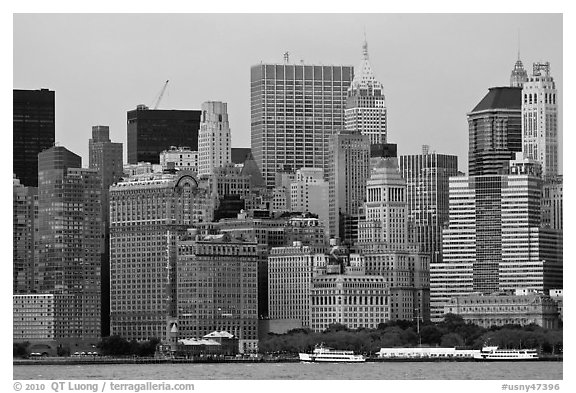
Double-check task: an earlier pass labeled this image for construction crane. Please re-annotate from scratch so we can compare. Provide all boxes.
[151,80,169,110]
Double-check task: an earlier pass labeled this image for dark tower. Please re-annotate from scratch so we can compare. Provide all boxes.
[13,89,55,187]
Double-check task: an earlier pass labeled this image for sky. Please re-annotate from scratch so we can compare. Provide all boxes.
[12,13,563,174]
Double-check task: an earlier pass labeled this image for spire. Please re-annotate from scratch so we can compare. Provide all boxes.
[349,35,383,95]
[510,32,528,88]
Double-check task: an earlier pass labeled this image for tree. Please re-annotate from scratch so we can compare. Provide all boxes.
[13,342,29,358]
[97,335,131,356]
[440,332,465,347]
[420,325,442,346]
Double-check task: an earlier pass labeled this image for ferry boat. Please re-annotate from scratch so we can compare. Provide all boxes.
[299,344,366,363]
[474,346,539,361]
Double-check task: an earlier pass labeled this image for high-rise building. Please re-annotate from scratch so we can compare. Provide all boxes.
[198,101,232,175]
[109,171,212,340]
[127,105,201,164]
[176,232,263,353]
[13,89,55,187]
[13,177,37,294]
[399,146,459,264]
[250,63,353,187]
[468,87,522,176]
[510,54,528,88]
[542,176,563,231]
[88,125,123,337]
[327,130,371,245]
[36,146,103,340]
[357,157,431,321]
[521,62,559,177]
[433,158,563,321]
[345,39,387,145]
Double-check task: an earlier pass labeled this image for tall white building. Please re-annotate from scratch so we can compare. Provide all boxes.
[345,39,387,145]
[521,62,559,177]
[198,101,231,176]
[433,158,563,321]
[250,63,353,187]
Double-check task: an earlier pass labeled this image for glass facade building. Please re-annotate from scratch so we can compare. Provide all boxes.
[467,87,522,176]
[127,106,201,164]
[13,89,55,187]
[250,64,353,187]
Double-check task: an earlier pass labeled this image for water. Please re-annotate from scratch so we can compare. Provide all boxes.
[14,362,562,380]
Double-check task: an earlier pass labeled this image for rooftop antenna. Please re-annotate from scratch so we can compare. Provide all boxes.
[517,29,521,61]
[283,51,289,64]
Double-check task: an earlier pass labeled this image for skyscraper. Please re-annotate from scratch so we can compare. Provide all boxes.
[88,125,123,337]
[345,39,387,145]
[399,146,458,264]
[13,177,37,294]
[250,63,353,187]
[357,157,431,321]
[467,87,522,176]
[327,130,371,245]
[433,158,563,321]
[109,171,212,340]
[13,89,55,187]
[127,105,201,164]
[198,101,232,176]
[176,232,262,353]
[36,146,103,339]
[510,54,528,88]
[521,62,559,177]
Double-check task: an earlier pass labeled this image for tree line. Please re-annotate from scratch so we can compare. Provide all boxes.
[259,314,563,355]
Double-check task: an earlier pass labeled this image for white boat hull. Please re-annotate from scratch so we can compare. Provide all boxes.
[298,353,366,362]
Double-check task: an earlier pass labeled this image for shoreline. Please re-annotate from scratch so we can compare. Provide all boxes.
[14,355,562,366]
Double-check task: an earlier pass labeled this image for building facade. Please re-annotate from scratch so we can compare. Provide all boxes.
[88,125,123,336]
[176,233,262,353]
[399,146,458,264]
[160,146,199,172]
[250,63,353,187]
[109,171,212,340]
[198,101,232,176]
[327,130,371,245]
[290,168,329,238]
[344,40,387,145]
[13,294,56,342]
[127,105,201,164]
[434,159,563,321]
[13,89,55,187]
[521,62,559,178]
[443,292,559,329]
[13,177,37,294]
[468,87,522,176]
[36,146,103,339]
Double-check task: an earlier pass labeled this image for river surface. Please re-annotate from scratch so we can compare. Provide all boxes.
[14,361,562,380]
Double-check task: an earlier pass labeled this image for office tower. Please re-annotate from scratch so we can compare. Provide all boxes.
[468,87,522,176]
[251,63,353,187]
[200,164,251,199]
[160,146,199,172]
[542,176,563,231]
[433,158,563,321]
[268,242,317,328]
[13,177,37,294]
[198,101,232,176]
[510,54,528,88]
[358,158,409,247]
[13,294,56,342]
[357,157,431,321]
[176,231,263,353]
[109,172,212,340]
[290,168,329,239]
[13,89,55,187]
[127,105,201,164]
[284,214,327,248]
[36,146,102,340]
[88,125,123,337]
[327,130,371,245]
[240,152,266,189]
[400,146,459,263]
[345,39,387,145]
[521,62,559,177]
